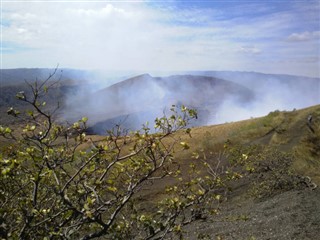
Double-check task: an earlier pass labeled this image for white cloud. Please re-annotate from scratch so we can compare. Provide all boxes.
[1,2,319,77]
[71,4,127,17]
[238,46,262,54]
[286,31,320,42]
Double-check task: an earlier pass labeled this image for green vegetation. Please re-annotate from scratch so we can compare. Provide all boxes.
[0,77,247,239]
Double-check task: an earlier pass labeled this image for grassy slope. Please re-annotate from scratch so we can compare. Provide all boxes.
[175,104,320,184]
[182,105,320,240]
[138,104,320,239]
[81,105,320,204]
[171,105,320,239]
[82,104,319,198]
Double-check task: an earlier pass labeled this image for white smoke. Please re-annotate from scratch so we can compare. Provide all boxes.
[60,70,320,133]
[200,71,320,124]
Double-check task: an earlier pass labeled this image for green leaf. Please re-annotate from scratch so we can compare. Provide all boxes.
[1,167,11,175]
[180,142,190,150]
[16,91,25,100]
[27,110,34,116]
[5,127,12,134]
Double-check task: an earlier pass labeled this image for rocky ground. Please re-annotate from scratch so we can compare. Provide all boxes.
[186,187,320,240]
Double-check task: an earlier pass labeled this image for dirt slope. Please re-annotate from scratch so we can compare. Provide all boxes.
[186,188,320,240]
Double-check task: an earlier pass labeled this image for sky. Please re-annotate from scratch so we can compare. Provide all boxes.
[1,0,320,77]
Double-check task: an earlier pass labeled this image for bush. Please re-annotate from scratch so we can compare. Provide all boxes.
[0,73,239,239]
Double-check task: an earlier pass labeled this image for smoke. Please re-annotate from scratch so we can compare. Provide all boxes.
[62,74,167,128]
[60,70,320,134]
[203,71,320,124]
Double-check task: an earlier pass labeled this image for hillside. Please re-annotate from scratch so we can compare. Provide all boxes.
[187,104,320,239]
[178,104,320,182]
[186,71,320,115]
[0,68,100,87]
[81,104,320,239]
[136,104,320,239]
[0,68,131,124]
[187,70,320,99]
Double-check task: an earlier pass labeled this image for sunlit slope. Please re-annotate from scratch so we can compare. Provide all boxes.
[86,104,320,185]
[177,104,320,184]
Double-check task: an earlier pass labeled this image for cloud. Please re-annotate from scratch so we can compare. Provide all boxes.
[286,31,320,42]
[71,4,127,17]
[238,46,262,55]
[1,1,319,77]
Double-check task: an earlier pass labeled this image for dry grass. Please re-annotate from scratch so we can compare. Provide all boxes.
[175,105,320,185]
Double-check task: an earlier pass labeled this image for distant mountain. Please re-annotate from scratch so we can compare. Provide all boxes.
[2,69,319,134]
[0,68,90,124]
[0,68,140,88]
[0,68,94,86]
[64,74,255,134]
[186,71,320,107]
[0,68,129,125]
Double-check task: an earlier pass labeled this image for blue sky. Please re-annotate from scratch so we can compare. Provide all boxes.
[1,0,319,77]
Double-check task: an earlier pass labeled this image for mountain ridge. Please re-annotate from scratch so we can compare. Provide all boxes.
[68,74,255,134]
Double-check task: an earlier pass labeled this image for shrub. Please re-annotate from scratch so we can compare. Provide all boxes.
[0,72,238,239]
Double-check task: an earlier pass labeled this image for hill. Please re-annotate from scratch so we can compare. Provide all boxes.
[182,71,320,122]
[187,70,320,99]
[0,68,125,125]
[64,74,255,134]
[178,104,320,181]
[1,69,319,133]
[179,104,320,239]
[130,104,320,239]
[59,71,320,134]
